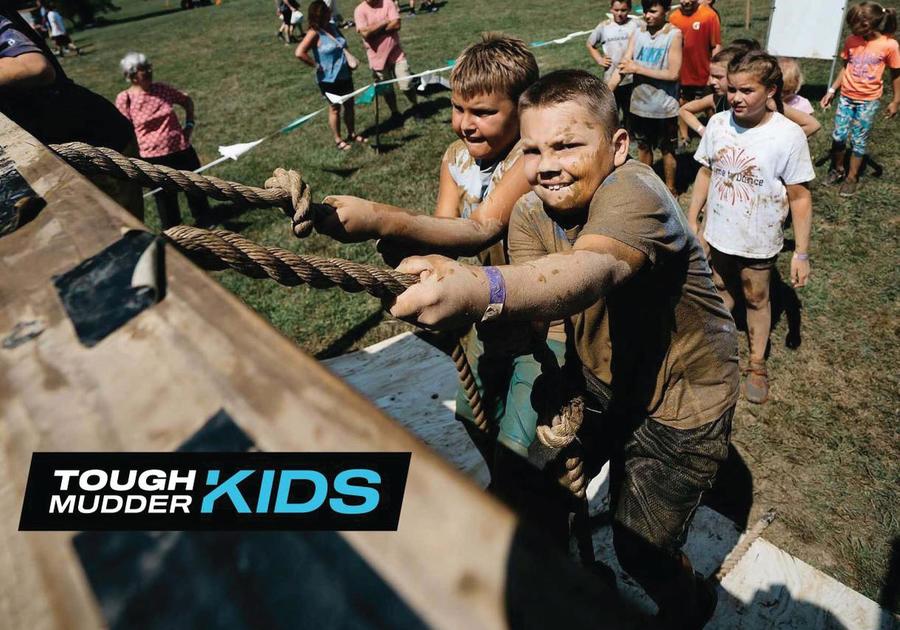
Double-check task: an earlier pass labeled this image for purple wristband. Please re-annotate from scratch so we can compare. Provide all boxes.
[481,266,506,322]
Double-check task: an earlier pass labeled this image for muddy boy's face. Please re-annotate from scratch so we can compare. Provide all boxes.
[451,90,520,162]
[520,101,614,213]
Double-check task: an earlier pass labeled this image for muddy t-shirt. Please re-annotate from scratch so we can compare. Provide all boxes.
[577,160,739,428]
[443,138,523,266]
[694,111,815,259]
[507,192,609,377]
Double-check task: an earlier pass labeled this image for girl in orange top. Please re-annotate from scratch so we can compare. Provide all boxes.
[821,2,900,197]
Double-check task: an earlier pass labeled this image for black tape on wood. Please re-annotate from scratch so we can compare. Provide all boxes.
[53,230,164,347]
[72,410,425,630]
[0,150,44,237]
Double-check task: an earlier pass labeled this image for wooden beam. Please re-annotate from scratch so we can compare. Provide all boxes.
[0,114,641,629]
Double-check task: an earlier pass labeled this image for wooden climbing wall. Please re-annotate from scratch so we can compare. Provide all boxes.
[0,115,640,629]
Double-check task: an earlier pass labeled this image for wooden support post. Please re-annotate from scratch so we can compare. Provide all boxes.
[746,0,752,29]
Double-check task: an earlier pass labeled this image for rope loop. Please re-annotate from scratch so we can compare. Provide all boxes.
[265,167,314,237]
[536,394,585,449]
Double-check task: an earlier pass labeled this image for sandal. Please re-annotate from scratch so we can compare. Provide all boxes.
[347,134,368,144]
[335,139,351,151]
[742,363,769,404]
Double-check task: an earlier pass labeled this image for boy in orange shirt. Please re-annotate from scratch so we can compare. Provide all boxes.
[669,0,721,144]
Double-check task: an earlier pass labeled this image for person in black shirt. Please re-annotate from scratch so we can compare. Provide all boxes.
[0,2,143,218]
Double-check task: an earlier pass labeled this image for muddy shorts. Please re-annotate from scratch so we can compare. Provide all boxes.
[454,328,567,458]
[708,246,777,272]
[595,404,734,552]
[681,84,712,103]
[629,114,678,153]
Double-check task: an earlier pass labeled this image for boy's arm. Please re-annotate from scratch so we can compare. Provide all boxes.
[318,158,531,256]
[686,166,710,236]
[588,43,610,68]
[782,104,821,137]
[786,183,812,288]
[0,52,55,89]
[433,157,463,218]
[620,30,636,64]
[679,94,715,135]
[387,236,646,329]
[620,30,682,81]
[710,12,722,56]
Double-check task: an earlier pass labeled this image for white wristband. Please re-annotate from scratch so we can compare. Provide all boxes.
[827,87,836,94]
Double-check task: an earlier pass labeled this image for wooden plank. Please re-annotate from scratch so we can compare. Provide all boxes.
[0,115,524,630]
[324,332,490,487]
[329,331,896,629]
[718,538,895,629]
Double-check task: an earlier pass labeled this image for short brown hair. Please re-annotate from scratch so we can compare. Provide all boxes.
[711,42,756,67]
[518,69,619,140]
[450,33,539,103]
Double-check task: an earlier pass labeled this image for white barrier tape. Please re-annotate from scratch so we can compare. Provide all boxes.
[169,21,615,180]
[531,29,594,48]
[326,63,453,105]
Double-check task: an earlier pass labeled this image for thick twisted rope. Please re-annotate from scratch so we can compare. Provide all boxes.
[165,226,414,299]
[51,142,490,435]
[163,225,489,430]
[537,394,585,450]
[711,508,777,582]
[50,143,315,234]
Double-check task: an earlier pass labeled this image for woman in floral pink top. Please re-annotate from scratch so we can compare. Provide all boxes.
[115,52,210,228]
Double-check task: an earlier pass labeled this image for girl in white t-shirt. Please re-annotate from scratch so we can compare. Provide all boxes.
[687,50,814,404]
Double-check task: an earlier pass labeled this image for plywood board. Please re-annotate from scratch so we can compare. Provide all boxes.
[0,116,546,630]
[767,0,847,60]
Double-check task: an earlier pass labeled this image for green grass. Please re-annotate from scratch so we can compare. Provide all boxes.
[60,0,899,605]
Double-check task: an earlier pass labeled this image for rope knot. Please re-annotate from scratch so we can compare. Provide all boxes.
[536,394,585,449]
[266,167,313,238]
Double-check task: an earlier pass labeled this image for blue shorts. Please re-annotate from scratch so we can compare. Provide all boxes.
[832,95,880,156]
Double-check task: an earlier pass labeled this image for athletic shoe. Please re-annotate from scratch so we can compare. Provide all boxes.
[839,179,859,197]
[824,168,845,187]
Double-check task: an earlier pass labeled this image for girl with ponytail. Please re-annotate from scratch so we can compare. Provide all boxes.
[686,49,815,404]
[821,2,900,197]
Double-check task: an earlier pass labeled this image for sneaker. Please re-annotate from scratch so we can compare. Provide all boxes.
[743,364,769,404]
[839,179,859,197]
[824,168,845,187]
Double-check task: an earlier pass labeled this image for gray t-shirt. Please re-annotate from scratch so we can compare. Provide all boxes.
[629,23,681,119]
[587,17,640,85]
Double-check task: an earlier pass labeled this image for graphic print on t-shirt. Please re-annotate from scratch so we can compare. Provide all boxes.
[712,146,763,208]
[849,50,884,83]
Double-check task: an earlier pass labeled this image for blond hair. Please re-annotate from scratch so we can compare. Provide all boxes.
[778,57,804,96]
[450,33,539,103]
